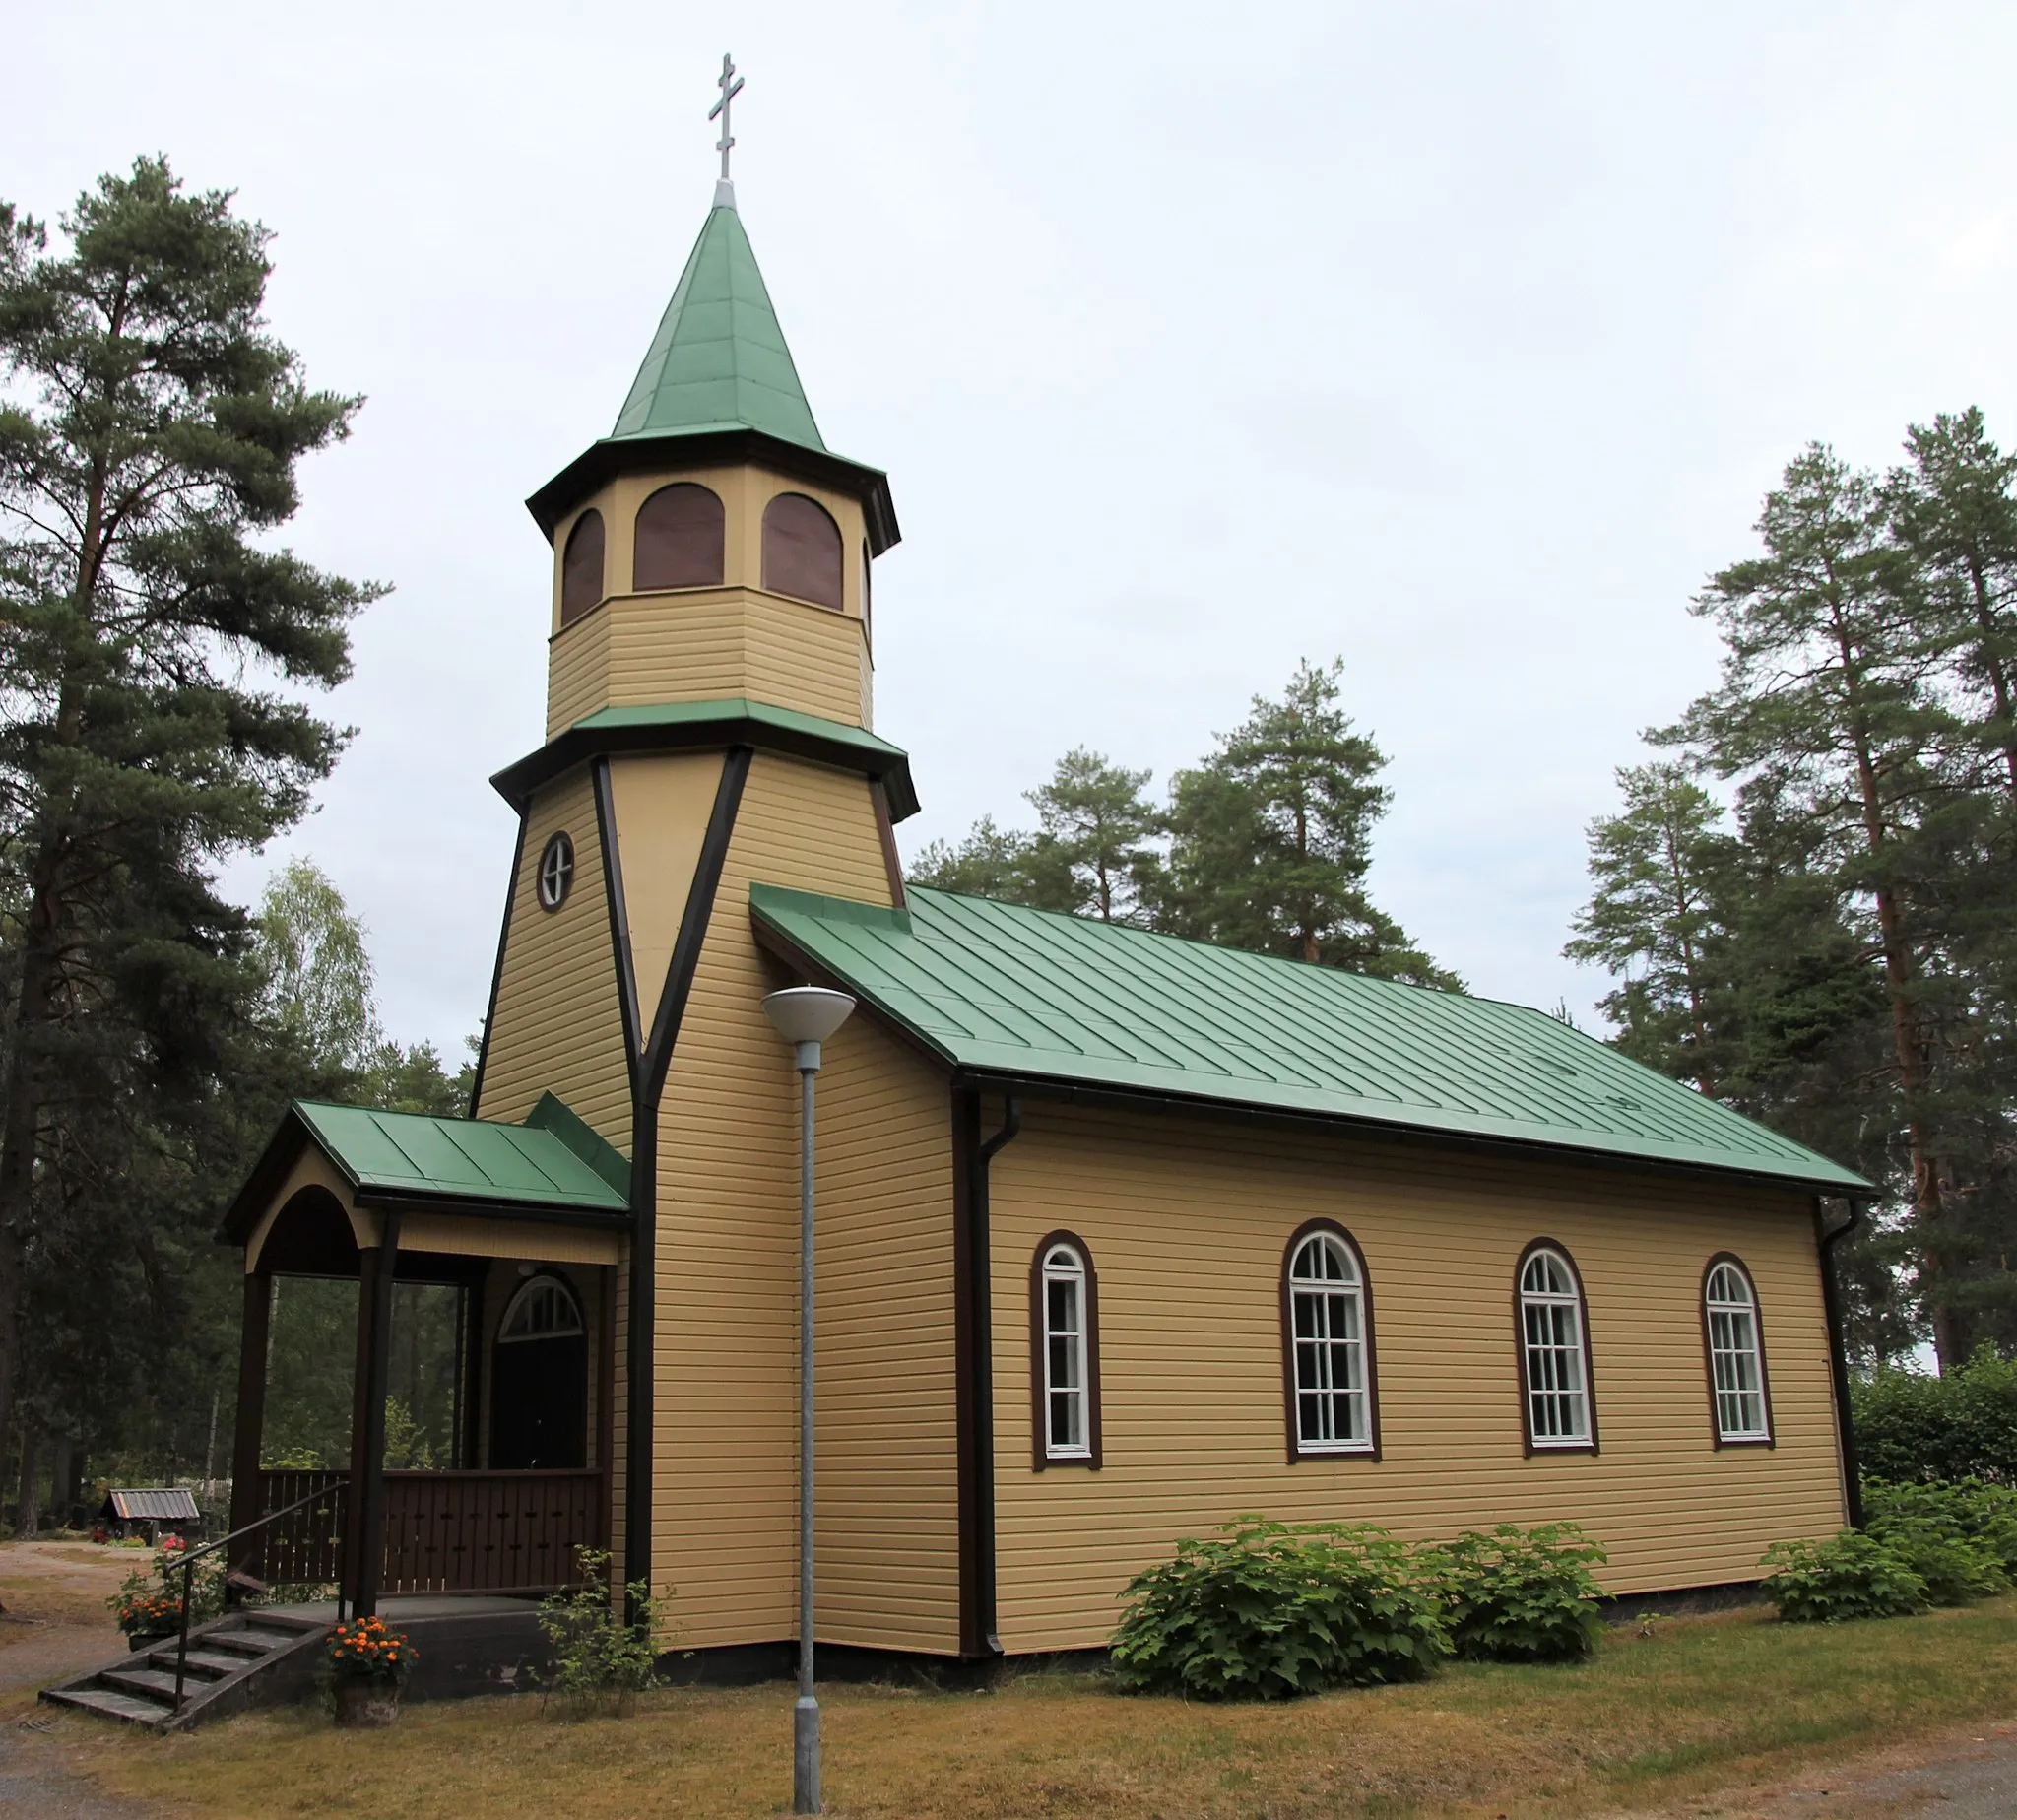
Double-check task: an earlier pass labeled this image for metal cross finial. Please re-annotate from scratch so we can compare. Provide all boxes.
[709,53,745,201]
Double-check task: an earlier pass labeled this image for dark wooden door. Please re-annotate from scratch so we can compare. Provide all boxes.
[489,1332,588,1469]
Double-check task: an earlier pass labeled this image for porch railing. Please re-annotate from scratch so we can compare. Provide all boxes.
[254,1467,606,1595]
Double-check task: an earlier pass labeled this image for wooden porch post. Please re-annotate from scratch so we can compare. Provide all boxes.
[345,1217,401,1617]
[228,1271,272,1576]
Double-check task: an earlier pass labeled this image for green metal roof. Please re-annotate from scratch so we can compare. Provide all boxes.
[611,204,824,453]
[293,1101,629,1215]
[490,696,920,820]
[750,884,1868,1193]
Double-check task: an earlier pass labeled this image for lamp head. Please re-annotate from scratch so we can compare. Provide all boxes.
[761,985,857,1072]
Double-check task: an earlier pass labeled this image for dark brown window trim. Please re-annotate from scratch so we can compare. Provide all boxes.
[1029,1229,1101,1471]
[1702,1251,1776,1450]
[1280,1218,1383,1464]
[1514,1237,1600,1458]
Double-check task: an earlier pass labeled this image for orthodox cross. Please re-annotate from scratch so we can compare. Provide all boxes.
[710,53,745,183]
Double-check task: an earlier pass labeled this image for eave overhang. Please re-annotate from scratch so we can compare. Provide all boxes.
[526,426,901,557]
[490,698,920,821]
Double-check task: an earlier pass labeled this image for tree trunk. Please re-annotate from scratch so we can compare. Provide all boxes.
[15,1427,41,1536]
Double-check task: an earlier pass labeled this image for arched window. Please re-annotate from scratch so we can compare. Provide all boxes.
[633,483,724,591]
[1704,1256,1772,1445]
[861,540,874,651]
[1030,1232,1100,1467]
[1282,1221,1378,1460]
[498,1273,584,1341]
[560,509,605,625]
[1518,1242,1595,1452]
[761,492,843,610]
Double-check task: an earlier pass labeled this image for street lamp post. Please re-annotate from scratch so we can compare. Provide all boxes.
[760,985,857,1817]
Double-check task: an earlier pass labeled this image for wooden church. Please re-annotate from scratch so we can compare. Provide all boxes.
[221,160,1871,1671]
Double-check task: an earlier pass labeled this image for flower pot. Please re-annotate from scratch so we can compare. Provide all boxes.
[127,1631,176,1653]
[332,1676,402,1728]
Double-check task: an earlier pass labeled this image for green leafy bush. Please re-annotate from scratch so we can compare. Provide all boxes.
[1851,1350,2017,1484]
[1759,1530,1928,1622]
[1863,1477,2017,1574]
[1418,1522,1608,1662]
[1111,1518,1450,1700]
[536,1549,667,1718]
[1859,1479,2012,1603]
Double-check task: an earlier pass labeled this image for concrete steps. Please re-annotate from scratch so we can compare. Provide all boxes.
[40,1609,328,1731]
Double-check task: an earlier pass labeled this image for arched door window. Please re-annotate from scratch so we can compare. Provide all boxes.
[1030,1232,1100,1467]
[560,509,606,625]
[633,483,725,590]
[490,1273,588,1469]
[1518,1243,1595,1452]
[761,492,843,609]
[1704,1257,1772,1444]
[1283,1222,1378,1459]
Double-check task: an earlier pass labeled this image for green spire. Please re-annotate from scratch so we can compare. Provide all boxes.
[611,203,825,453]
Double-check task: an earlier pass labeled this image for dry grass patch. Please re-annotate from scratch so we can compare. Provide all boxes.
[59,1599,2017,1820]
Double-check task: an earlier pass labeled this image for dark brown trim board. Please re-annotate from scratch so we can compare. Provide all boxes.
[468,812,528,1118]
[1028,1229,1102,1472]
[623,747,752,1614]
[871,780,906,909]
[1513,1236,1601,1458]
[228,1271,273,1569]
[1278,1217,1382,1465]
[953,1090,1019,1658]
[592,755,644,1085]
[1814,1197,1866,1527]
[1700,1251,1776,1450]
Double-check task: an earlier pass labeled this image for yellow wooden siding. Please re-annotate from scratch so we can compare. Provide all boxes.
[473,769,630,1147]
[807,1020,959,1651]
[648,753,899,1648]
[989,1106,1846,1654]
[606,754,720,1023]
[545,601,613,735]
[546,589,866,739]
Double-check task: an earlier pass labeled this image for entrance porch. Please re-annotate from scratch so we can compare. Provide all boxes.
[221,1097,631,1612]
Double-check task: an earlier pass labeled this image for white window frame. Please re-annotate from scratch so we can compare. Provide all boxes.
[1040,1243,1091,1462]
[1706,1259,1771,1442]
[1520,1246,1593,1448]
[1288,1231,1373,1455]
[498,1273,584,1344]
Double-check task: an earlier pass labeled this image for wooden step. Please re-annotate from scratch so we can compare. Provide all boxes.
[139,1647,241,1677]
[42,1685,171,1725]
[100,1667,190,1701]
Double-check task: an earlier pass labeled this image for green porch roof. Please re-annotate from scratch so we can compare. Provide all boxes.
[612,204,823,453]
[292,1100,629,1214]
[750,884,1869,1194]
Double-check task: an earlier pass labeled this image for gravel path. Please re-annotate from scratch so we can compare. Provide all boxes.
[0,1542,175,1818]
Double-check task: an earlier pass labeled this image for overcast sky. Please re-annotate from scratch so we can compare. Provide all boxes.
[12,2,2017,1057]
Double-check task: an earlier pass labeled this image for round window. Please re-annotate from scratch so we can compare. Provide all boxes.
[537,831,575,912]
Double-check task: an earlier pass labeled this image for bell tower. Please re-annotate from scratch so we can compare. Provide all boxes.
[524,192,897,741]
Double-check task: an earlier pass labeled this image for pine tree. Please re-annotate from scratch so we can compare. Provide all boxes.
[0,161,378,1463]
[1160,660,1457,988]
[1023,748,1162,923]
[1659,444,1967,1361]
[1563,763,1737,1094]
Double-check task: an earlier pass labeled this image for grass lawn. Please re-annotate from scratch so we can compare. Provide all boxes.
[55,1598,2017,1819]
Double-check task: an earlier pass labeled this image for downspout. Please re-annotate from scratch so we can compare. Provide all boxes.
[969,1096,1021,1658]
[1815,1194,1867,1528]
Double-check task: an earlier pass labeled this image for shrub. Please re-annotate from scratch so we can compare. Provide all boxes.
[1863,1477,2017,1575]
[1418,1522,1608,1662]
[1851,1349,2017,1484]
[536,1549,666,1718]
[1860,1479,2012,1604]
[1111,1518,1450,1701]
[1759,1530,1928,1622]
